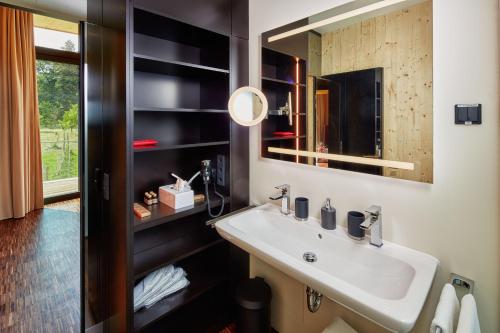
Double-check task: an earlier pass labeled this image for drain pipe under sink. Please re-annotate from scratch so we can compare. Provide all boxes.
[306,286,323,312]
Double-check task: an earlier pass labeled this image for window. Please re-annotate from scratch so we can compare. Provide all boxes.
[34,15,80,199]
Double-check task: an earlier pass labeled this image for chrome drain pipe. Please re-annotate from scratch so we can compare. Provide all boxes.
[306,286,323,313]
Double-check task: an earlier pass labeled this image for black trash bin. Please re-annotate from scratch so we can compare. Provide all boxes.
[236,277,272,333]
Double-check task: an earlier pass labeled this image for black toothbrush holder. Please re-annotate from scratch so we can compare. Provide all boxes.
[294,197,309,221]
[347,211,365,240]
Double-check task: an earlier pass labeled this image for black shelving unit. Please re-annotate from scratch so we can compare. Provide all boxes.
[84,1,248,331]
[261,47,307,163]
[129,0,248,332]
[129,2,249,332]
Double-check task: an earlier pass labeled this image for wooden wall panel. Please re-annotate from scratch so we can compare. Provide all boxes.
[320,0,433,183]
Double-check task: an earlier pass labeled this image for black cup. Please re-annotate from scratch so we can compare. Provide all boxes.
[295,197,309,221]
[347,211,365,239]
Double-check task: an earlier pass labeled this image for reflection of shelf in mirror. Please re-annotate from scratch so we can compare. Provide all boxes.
[134,106,228,114]
[262,76,306,87]
[262,135,306,141]
[267,111,305,116]
[134,141,230,153]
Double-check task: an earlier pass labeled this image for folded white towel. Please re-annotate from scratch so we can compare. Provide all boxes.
[134,266,188,312]
[322,317,358,333]
[456,294,481,333]
[430,283,460,333]
[144,277,190,309]
[134,265,175,306]
[139,268,186,306]
[134,265,176,310]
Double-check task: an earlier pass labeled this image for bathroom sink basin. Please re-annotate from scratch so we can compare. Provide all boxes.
[215,204,438,332]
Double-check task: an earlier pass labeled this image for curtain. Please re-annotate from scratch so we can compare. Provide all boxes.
[0,7,43,220]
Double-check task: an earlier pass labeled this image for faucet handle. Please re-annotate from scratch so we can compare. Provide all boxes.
[274,184,290,194]
[364,205,381,217]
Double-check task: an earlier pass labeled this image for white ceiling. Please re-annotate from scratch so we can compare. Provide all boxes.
[0,0,86,21]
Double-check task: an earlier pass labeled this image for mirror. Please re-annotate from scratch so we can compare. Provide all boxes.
[260,0,433,183]
[229,86,269,126]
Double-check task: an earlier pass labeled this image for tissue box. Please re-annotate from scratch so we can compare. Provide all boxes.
[159,184,194,209]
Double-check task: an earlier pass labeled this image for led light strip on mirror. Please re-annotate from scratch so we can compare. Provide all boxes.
[267,147,415,170]
[267,0,408,43]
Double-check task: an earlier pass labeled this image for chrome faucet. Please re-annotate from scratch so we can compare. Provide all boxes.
[269,184,290,215]
[360,205,383,247]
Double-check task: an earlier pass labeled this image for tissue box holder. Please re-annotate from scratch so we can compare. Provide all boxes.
[159,184,194,209]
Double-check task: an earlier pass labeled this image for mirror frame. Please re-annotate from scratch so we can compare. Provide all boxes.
[228,86,269,126]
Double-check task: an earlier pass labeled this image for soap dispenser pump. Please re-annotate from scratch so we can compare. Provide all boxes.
[321,198,336,230]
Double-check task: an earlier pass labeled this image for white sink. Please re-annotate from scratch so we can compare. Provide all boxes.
[215,204,438,332]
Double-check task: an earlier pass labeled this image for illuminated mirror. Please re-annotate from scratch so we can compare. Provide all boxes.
[260,0,433,183]
[228,86,268,126]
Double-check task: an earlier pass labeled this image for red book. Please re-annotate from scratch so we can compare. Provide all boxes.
[133,139,159,148]
[272,131,295,137]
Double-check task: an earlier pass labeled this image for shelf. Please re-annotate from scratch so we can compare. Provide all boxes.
[134,54,229,78]
[134,196,227,232]
[134,106,228,114]
[262,135,306,141]
[267,111,306,116]
[134,6,231,44]
[262,76,306,87]
[134,233,224,280]
[134,141,230,153]
[133,251,229,332]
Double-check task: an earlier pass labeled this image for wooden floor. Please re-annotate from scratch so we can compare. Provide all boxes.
[0,207,80,332]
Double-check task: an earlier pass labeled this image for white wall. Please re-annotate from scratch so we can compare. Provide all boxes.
[248,0,500,332]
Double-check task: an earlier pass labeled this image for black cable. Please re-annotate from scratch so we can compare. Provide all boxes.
[205,182,224,218]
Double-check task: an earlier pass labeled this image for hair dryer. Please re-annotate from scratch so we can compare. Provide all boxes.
[201,160,224,218]
[201,160,212,184]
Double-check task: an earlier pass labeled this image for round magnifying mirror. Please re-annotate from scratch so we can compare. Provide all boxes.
[228,86,268,126]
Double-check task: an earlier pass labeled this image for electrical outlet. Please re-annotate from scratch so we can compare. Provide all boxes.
[216,155,226,187]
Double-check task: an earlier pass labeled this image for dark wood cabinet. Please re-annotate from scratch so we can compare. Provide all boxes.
[83,1,249,332]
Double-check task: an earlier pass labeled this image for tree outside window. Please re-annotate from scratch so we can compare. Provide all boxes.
[36,37,79,192]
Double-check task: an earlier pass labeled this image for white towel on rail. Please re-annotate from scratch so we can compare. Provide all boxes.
[430,283,460,333]
[456,294,481,333]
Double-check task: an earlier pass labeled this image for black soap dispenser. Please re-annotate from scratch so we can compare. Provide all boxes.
[321,198,336,230]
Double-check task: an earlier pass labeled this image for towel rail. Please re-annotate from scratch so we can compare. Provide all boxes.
[449,273,474,294]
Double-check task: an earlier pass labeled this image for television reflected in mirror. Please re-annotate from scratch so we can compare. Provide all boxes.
[260,0,433,183]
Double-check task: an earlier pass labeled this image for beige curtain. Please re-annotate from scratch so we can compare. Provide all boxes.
[0,7,43,220]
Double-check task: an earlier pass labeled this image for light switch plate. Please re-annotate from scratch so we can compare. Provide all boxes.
[455,104,481,125]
